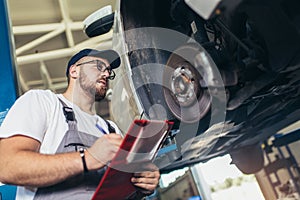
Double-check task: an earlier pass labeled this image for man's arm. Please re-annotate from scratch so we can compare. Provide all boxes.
[0,134,122,187]
[0,135,83,187]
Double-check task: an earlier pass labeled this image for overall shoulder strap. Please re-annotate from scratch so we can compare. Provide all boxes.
[58,96,114,133]
[58,98,76,122]
[104,120,116,133]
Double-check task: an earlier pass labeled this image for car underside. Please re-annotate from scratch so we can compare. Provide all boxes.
[105,0,300,174]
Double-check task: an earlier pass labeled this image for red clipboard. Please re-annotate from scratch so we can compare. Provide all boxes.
[91,119,174,200]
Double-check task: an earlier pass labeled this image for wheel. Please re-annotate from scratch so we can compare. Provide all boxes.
[163,43,212,123]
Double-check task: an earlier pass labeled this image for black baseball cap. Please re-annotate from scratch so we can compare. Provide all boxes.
[66,48,121,76]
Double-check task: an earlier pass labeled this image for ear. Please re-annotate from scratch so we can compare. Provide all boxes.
[69,64,79,79]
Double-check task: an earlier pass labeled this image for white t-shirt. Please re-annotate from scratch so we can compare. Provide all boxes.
[0,89,121,200]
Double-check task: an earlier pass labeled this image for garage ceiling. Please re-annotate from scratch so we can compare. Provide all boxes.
[8,0,116,94]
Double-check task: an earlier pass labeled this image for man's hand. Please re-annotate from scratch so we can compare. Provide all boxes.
[131,163,160,195]
[86,134,123,170]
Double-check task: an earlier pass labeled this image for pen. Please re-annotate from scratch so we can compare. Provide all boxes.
[95,123,108,135]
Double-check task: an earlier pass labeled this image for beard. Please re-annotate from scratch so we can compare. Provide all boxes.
[79,70,107,102]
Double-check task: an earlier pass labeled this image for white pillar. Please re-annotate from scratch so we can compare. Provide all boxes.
[190,165,213,200]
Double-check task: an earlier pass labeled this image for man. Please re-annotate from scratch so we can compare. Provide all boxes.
[0,48,160,200]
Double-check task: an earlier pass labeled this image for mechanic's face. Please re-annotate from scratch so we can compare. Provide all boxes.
[77,57,111,101]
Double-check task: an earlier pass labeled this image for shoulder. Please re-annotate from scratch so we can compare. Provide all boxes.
[20,89,55,99]
[16,89,59,111]
[20,89,58,103]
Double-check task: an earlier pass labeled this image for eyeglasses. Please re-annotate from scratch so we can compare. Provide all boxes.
[76,60,116,80]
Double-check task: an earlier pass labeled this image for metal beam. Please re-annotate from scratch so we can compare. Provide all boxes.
[17,33,112,65]
[16,27,65,55]
[12,22,83,35]
[10,0,115,93]
[39,60,54,90]
[17,73,29,92]
[58,0,74,47]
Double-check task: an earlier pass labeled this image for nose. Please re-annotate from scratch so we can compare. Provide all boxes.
[101,68,110,79]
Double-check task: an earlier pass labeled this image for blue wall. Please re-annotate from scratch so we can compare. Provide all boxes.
[0,0,18,126]
[0,185,17,200]
[0,0,18,199]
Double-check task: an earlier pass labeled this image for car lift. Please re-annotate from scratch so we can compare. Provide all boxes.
[263,128,300,199]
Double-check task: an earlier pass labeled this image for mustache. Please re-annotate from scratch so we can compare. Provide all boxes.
[97,77,108,83]
[97,74,109,82]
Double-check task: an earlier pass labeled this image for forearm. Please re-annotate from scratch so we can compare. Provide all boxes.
[0,149,105,187]
[0,150,81,187]
[0,134,121,188]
